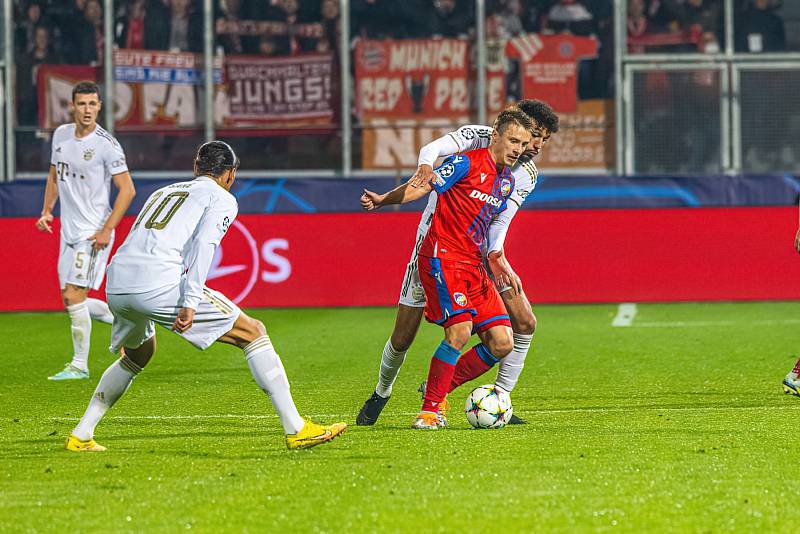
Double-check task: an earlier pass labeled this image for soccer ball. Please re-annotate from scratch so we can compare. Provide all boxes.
[464,385,513,428]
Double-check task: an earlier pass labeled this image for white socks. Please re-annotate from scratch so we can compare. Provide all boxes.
[375,339,407,398]
[72,357,141,440]
[244,336,305,435]
[66,302,91,372]
[86,298,114,324]
[495,333,533,393]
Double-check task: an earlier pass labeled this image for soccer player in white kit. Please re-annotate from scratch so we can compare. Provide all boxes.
[35,81,136,381]
[65,141,346,452]
[357,100,559,426]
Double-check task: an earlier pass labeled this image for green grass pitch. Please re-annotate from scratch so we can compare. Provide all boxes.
[2,302,800,532]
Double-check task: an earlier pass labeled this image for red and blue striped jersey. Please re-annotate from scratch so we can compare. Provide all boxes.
[419,148,515,264]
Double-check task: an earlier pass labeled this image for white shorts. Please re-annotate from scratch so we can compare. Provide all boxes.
[107,284,241,353]
[58,236,114,290]
[398,231,428,308]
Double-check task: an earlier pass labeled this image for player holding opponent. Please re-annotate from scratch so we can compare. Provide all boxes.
[36,81,136,381]
[65,141,346,452]
[356,100,558,426]
[361,109,533,429]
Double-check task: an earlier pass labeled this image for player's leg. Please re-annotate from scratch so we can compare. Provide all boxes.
[216,310,346,449]
[783,356,800,396]
[446,276,514,395]
[357,255,427,425]
[67,296,155,452]
[49,282,92,380]
[413,320,473,429]
[495,287,536,424]
[51,239,113,380]
[356,304,424,426]
[447,324,514,394]
[86,298,114,324]
[412,258,478,429]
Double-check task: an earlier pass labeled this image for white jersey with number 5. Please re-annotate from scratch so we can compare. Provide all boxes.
[107,177,238,310]
[51,123,129,244]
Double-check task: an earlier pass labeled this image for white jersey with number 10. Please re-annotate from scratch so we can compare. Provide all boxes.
[107,177,238,310]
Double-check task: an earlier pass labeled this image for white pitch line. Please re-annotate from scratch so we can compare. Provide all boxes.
[633,318,800,328]
[612,303,638,327]
[48,404,800,422]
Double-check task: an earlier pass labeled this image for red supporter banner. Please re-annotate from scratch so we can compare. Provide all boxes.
[355,38,470,119]
[37,50,334,131]
[505,34,598,113]
[223,54,333,126]
[2,207,800,311]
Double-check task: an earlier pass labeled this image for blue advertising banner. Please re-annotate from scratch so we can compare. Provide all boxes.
[2,174,799,218]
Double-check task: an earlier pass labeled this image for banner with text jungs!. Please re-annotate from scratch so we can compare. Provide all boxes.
[223,54,333,127]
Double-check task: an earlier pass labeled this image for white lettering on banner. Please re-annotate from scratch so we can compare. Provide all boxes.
[142,84,197,125]
[371,122,416,167]
[360,78,403,112]
[433,79,468,111]
[388,41,467,71]
[225,56,333,119]
[368,120,464,168]
[261,239,291,283]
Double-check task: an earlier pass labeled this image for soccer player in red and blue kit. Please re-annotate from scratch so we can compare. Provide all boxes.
[361,108,533,429]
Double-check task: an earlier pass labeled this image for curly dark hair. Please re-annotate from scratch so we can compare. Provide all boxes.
[72,81,101,102]
[516,99,559,134]
[194,141,240,177]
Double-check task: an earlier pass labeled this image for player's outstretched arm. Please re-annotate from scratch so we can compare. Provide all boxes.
[36,165,59,234]
[361,181,431,210]
[89,171,136,250]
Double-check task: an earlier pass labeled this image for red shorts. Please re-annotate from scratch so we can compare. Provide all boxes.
[417,255,511,333]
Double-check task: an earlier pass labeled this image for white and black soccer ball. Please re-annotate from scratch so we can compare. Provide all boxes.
[464,385,513,428]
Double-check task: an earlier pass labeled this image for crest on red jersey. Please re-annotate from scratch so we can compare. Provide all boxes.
[500,179,512,197]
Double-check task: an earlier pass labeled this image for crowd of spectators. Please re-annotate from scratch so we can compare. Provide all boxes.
[626,0,787,53]
[11,0,792,127]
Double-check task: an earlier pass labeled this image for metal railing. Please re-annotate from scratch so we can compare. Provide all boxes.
[3,0,799,180]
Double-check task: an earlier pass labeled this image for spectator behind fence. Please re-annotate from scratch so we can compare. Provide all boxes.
[682,0,722,52]
[644,0,683,32]
[168,0,203,52]
[736,0,786,52]
[429,0,474,38]
[216,0,247,54]
[61,0,103,64]
[351,0,404,39]
[490,0,525,38]
[16,2,43,54]
[545,0,596,36]
[318,0,339,53]
[115,0,147,50]
[17,25,59,126]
